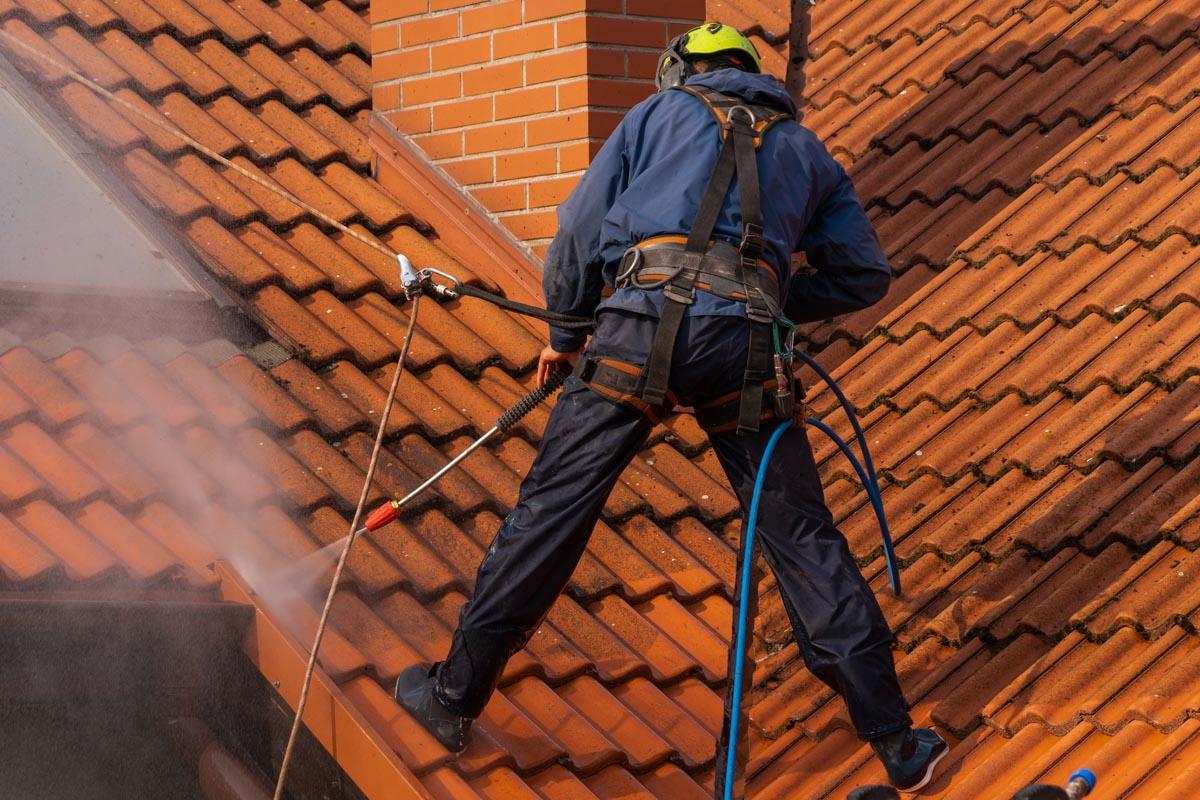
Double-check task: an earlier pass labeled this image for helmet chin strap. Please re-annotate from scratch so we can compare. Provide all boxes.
[655,33,696,91]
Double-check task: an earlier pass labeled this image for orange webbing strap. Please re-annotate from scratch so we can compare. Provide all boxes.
[693,377,801,434]
[574,356,673,424]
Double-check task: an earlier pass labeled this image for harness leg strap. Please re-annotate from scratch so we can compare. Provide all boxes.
[737,321,773,436]
[640,285,691,407]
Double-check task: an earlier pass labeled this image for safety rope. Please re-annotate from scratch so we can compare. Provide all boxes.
[0,28,397,262]
[272,296,420,800]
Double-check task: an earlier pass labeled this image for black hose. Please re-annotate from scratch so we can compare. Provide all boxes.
[496,368,569,431]
[454,283,595,330]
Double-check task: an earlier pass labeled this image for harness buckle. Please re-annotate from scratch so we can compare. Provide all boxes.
[740,223,766,260]
[663,282,696,305]
[746,304,774,324]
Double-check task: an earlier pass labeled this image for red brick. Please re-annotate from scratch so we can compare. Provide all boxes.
[667,20,695,37]
[589,46,629,78]
[523,0,585,21]
[591,78,654,108]
[372,81,401,110]
[432,96,492,128]
[373,46,429,80]
[371,24,399,54]
[627,0,705,17]
[443,155,493,185]
[556,78,588,110]
[403,72,460,104]
[496,148,556,180]
[590,110,625,139]
[554,15,587,46]
[496,85,556,120]
[499,209,558,239]
[430,0,479,8]
[529,175,579,207]
[400,12,458,46]
[471,183,526,213]
[559,140,602,171]
[493,22,554,58]
[584,16,669,48]
[430,36,490,70]
[462,61,522,96]
[461,0,519,35]
[527,111,588,146]
[531,242,550,259]
[526,49,589,85]
[370,0,427,24]
[385,106,431,134]
[465,120,524,154]
[627,49,660,79]
[413,130,463,159]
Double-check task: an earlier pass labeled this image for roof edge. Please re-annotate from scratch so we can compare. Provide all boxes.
[214,562,431,800]
[369,112,545,307]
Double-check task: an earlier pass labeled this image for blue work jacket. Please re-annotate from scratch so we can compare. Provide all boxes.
[541,68,892,353]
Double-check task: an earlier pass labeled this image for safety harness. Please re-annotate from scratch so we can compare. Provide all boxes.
[574,84,799,435]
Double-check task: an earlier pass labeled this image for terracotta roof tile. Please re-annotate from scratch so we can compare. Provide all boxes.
[11,499,120,582]
[240,42,323,106]
[3,0,69,25]
[8,0,1200,793]
[177,0,260,47]
[0,511,60,585]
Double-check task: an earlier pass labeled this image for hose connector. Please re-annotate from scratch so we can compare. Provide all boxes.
[398,254,422,299]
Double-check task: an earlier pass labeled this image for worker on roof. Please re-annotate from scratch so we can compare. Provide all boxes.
[396,22,948,793]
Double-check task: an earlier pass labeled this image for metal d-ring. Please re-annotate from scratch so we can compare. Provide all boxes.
[418,267,463,298]
[615,248,643,288]
[726,104,758,129]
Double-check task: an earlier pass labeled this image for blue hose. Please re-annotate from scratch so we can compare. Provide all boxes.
[721,399,899,798]
[806,418,901,595]
[724,418,794,799]
[794,351,901,595]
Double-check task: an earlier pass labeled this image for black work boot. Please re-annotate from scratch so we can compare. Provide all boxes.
[870,727,948,792]
[395,664,471,753]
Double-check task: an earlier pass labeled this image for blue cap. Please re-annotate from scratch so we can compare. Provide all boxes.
[1069,769,1097,791]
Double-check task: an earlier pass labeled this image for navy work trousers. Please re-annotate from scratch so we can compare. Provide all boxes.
[433,310,912,740]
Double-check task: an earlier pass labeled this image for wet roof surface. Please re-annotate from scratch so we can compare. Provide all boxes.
[1,0,1199,797]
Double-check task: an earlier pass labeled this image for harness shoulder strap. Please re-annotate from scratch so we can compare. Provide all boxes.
[636,84,795,429]
[672,85,793,149]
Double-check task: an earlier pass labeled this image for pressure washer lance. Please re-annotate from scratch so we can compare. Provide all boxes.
[356,367,570,536]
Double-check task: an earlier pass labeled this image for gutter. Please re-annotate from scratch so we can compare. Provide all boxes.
[213,561,431,800]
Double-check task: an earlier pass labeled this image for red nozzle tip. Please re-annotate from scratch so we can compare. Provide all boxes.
[364,501,398,532]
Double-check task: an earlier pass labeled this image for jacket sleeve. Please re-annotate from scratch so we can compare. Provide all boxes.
[541,116,632,352]
[786,163,892,324]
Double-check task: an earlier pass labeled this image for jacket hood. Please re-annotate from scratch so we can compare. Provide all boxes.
[685,69,796,115]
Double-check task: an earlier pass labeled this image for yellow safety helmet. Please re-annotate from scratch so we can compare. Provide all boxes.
[655,22,762,91]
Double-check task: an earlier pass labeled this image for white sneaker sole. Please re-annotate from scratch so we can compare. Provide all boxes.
[901,744,949,794]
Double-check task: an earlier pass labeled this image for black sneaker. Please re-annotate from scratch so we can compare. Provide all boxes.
[870,727,949,792]
[394,664,471,754]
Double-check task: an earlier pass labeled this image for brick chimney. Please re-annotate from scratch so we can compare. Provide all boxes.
[369,1,705,265]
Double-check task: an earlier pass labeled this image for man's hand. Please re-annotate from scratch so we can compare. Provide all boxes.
[537,345,581,388]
